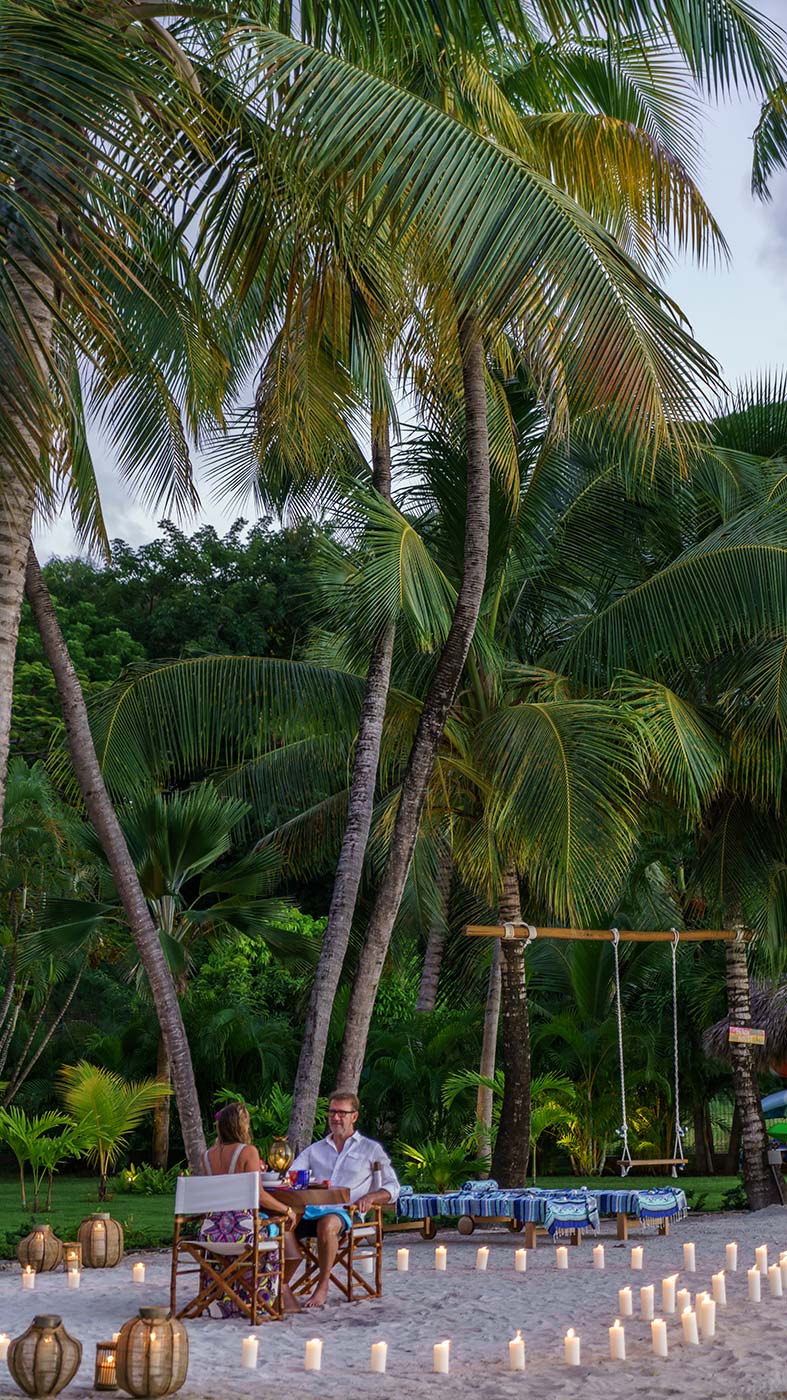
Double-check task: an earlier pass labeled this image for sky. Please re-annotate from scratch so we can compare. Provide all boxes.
[34,5,787,561]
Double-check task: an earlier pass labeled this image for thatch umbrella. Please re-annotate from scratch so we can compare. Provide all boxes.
[703,981,787,1072]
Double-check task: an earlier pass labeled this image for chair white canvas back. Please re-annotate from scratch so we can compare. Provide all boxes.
[175,1171,260,1216]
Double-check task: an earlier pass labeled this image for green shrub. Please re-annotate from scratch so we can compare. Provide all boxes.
[113,1163,185,1195]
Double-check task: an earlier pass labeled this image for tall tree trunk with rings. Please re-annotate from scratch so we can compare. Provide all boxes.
[476,947,502,1166]
[490,868,531,1186]
[725,932,780,1209]
[151,1032,172,1168]
[415,845,453,1013]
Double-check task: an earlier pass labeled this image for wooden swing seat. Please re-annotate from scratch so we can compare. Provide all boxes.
[618,1158,688,1170]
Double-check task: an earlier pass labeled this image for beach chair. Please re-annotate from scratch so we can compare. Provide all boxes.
[295,1207,384,1302]
[170,1171,285,1323]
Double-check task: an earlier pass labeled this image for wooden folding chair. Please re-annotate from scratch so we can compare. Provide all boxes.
[170,1172,284,1323]
[294,1208,383,1302]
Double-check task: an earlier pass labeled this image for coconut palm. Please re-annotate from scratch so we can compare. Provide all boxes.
[58,1061,170,1199]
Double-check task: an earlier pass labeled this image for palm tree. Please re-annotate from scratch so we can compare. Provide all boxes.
[58,1061,170,1199]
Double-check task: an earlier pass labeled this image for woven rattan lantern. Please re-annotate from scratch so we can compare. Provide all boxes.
[7,1314,82,1397]
[94,1342,118,1392]
[116,1309,188,1399]
[77,1213,124,1268]
[16,1226,63,1274]
[267,1136,294,1175]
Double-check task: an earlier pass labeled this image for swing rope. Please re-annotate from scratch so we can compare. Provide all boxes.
[612,928,633,1176]
[670,927,686,1176]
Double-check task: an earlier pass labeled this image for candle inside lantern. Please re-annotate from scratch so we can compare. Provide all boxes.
[435,1246,447,1272]
[683,1241,696,1272]
[0,1334,9,1361]
[630,1246,643,1270]
[699,1295,716,1340]
[94,1342,118,1392]
[112,1333,120,1344]
[508,1331,525,1371]
[242,1336,258,1369]
[608,1320,625,1361]
[305,1338,323,1372]
[593,1244,605,1270]
[769,1263,783,1298]
[662,1274,678,1313]
[756,1244,768,1275]
[681,1308,699,1346]
[676,1287,691,1315]
[726,1242,738,1272]
[21,1265,35,1290]
[433,1340,450,1374]
[748,1266,762,1302]
[712,1271,726,1306]
[618,1285,633,1317]
[514,1249,527,1273]
[67,1268,81,1290]
[132,1262,145,1285]
[397,1249,409,1272]
[780,1252,787,1290]
[640,1284,655,1321]
[555,1246,568,1269]
[651,1318,668,1358]
[370,1341,387,1374]
[563,1329,580,1366]
[476,1246,489,1271]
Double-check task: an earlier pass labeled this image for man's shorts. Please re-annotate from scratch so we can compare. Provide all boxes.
[294,1211,362,1241]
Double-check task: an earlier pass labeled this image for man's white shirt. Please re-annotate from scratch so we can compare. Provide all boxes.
[291,1131,400,1204]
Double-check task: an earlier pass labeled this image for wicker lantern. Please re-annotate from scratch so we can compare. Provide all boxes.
[94,1342,118,1392]
[267,1136,294,1175]
[61,1244,82,1274]
[116,1309,188,1399]
[7,1315,82,1397]
[77,1213,124,1268]
[17,1226,63,1274]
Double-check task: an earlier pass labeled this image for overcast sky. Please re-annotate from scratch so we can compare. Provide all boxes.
[35,5,787,561]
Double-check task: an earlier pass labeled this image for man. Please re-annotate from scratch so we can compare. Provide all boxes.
[289,1089,399,1309]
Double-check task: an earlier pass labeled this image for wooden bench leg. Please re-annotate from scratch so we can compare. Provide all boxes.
[658,1219,670,1236]
[525,1222,537,1250]
[570,1229,580,1247]
[616,1213,629,1242]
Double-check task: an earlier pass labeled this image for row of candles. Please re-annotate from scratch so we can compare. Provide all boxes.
[411,1238,759,1274]
[19,1261,147,1291]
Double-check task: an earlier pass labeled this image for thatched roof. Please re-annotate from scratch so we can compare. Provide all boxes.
[703,981,787,1069]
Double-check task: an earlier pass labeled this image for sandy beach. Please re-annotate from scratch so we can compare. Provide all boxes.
[3,1210,787,1400]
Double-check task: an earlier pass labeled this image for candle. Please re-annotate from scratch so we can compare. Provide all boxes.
[683,1241,696,1272]
[618,1285,633,1316]
[22,1265,35,1290]
[608,1320,625,1361]
[681,1308,699,1345]
[676,1288,691,1315]
[748,1266,761,1302]
[699,1295,716,1339]
[132,1262,145,1284]
[555,1246,568,1269]
[593,1244,605,1270]
[370,1342,387,1374]
[433,1341,450,1374]
[112,1334,120,1344]
[242,1337,258,1369]
[662,1274,678,1313]
[712,1271,727,1306]
[305,1338,323,1372]
[780,1253,787,1290]
[0,1335,9,1361]
[726,1242,738,1272]
[756,1243,768,1275]
[630,1246,643,1270]
[564,1329,580,1366]
[514,1249,527,1273]
[396,1248,409,1272]
[508,1331,525,1371]
[651,1318,668,1358]
[476,1246,489,1271]
[640,1284,655,1321]
[769,1263,783,1297]
[435,1246,447,1272]
[67,1268,80,1290]
[95,1343,117,1390]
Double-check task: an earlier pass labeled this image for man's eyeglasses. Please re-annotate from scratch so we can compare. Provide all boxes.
[328,1108,356,1118]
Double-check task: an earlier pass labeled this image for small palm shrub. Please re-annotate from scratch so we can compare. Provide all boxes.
[397,1139,489,1193]
[58,1062,171,1199]
[114,1162,185,1195]
[0,1108,77,1208]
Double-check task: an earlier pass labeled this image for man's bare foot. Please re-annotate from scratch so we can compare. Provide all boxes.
[304,1284,329,1309]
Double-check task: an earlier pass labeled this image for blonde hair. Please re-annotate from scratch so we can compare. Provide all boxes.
[216,1101,251,1145]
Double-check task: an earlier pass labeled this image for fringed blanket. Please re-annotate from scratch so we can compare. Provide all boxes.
[589,1187,688,1224]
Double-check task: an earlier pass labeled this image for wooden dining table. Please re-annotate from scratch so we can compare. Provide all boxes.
[267,1185,350,1219]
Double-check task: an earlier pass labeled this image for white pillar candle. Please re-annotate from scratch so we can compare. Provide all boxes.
[593,1244,605,1270]
[780,1254,787,1290]
[476,1246,489,1271]
[662,1274,678,1313]
[608,1320,625,1361]
[676,1288,691,1315]
[508,1331,525,1371]
[699,1296,716,1340]
[514,1249,527,1273]
[651,1318,668,1358]
[435,1246,447,1272]
[67,1269,80,1290]
[21,1265,35,1290]
[132,1262,145,1284]
[556,1246,568,1269]
[370,1342,387,1374]
[242,1337,258,1369]
[305,1339,323,1372]
[0,1335,9,1362]
[433,1341,450,1374]
[681,1308,699,1345]
[748,1266,761,1302]
[712,1272,726,1306]
[726,1242,738,1272]
[618,1285,633,1316]
[396,1248,409,1272]
[640,1284,655,1321]
[630,1246,643,1270]
[563,1329,580,1365]
[756,1244,768,1275]
[769,1264,783,1298]
[683,1242,696,1272]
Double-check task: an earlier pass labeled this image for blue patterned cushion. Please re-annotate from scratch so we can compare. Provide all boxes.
[460,1179,498,1192]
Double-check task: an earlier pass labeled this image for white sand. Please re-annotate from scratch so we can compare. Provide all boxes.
[2,1208,787,1398]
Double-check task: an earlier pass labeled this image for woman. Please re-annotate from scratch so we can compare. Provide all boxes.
[199,1101,301,1314]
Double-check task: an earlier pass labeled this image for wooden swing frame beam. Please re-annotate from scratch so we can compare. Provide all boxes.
[465,925,742,943]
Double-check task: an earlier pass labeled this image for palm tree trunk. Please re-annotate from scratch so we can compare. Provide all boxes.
[337,312,491,1090]
[490,869,531,1186]
[3,965,83,1105]
[725,934,780,1209]
[24,547,207,1173]
[415,845,452,1013]
[476,947,501,1166]
[151,1032,171,1169]
[287,417,395,1153]
[692,1098,714,1175]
